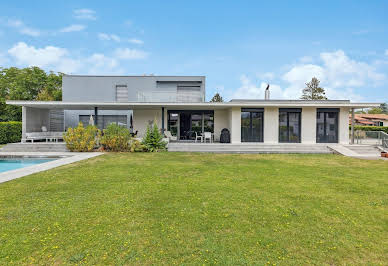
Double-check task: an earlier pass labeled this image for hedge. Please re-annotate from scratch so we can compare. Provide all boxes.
[350,125,388,134]
[0,122,22,144]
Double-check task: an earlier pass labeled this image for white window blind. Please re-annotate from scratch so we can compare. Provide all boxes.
[116,85,128,102]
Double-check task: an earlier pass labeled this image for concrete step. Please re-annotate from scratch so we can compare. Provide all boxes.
[168,143,332,154]
[0,143,69,152]
[343,145,381,156]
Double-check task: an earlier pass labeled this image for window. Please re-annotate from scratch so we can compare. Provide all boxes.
[279,109,301,143]
[316,109,339,143]
[79,115,127,129]
[241,108,264,142]
[116,85,128,102]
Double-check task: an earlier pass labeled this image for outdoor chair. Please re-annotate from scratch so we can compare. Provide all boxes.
[195,132,203,143]
[165,130,177,141]
[204,132,212,143]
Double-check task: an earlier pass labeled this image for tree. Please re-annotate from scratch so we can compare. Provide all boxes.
[0,67,63,121]
[368,107,383,114]
[300,77,327,100]
[380,103,388,114]
[210,92,224,102]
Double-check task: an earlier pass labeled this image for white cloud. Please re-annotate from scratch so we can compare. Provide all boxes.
[234,50,386,101]
[232,75,284,100]
[98,33,120,42]
[7,19,40,37]
[8,42,68,67]
[6,42,148,74]
[320,50,385,88]
[114,48,148,60]
[128,38,144,45]
[73,9,96,20]
[385,49,388,56]
[60,24,86,33]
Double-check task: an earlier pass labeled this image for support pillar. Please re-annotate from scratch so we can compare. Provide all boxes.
[22,106,27,142]
[161,107,165,133]
[94,107,98,128]
[351,108,355,144]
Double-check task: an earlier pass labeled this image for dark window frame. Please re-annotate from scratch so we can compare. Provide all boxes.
[316,108,339,143]
[278,109,302,143]
[241,109,264,142]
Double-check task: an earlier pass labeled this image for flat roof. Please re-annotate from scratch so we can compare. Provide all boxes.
[6,100,381,110]
[64,74,205,78]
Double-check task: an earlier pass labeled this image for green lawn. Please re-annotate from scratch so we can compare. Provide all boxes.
[0,153,387,265]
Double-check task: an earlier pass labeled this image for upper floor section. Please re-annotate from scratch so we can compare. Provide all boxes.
[62,75,206,103]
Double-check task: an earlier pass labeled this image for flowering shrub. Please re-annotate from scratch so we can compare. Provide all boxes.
[63,122,100,152]
[100,123,132,152]
[142,122,167,152]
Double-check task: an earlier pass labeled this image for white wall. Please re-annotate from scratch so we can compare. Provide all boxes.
[301,107,316,144]
[214,109,230,142]
[263,107,279,143]
[339,107,350,144]
[133,109,162,137]
[229,107,241,143]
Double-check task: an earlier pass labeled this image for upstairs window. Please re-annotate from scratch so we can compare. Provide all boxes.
[116,85,128,102]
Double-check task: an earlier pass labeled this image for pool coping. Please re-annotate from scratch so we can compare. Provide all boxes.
[0,152,103,184]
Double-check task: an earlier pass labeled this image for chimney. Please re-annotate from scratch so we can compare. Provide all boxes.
[265,84,270,100]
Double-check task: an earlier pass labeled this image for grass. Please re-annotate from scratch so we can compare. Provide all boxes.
[0,153,387,265]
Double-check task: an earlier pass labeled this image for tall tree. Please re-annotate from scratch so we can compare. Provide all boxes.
[210,92,224,102]
[300,77,327,100]
[380,103,388,114]
[0,67,63,121]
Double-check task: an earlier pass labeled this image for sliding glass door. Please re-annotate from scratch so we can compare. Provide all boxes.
[279,109,301,143]
[241,108,264,142]
[316,109,339,143]
[167,110,214,140]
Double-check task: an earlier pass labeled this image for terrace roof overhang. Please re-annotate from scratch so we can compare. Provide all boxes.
[6,100,381,110]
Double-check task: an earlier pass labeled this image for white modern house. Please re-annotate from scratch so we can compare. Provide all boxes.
[6,75,381,153]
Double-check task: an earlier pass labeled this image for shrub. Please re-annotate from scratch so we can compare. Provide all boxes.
[142,122,167,152]
[351,125,388,134]
[0,122,22,144]
[63,122,101,152]
[100,123,132,152]
[129,138,145,152]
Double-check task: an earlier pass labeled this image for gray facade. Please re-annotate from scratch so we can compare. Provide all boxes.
[62,75,206,129]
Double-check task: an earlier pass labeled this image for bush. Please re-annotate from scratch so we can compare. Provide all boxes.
[142,122,167,152]
[63,122,101,152]
[351,125,388,134]
[100,124,132,152]
[0,122,22,144]
[129,138,145,152]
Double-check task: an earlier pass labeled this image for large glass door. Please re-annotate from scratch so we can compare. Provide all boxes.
[241,108,264,142]
[168,110,214,140]
[279,109,301,143]
[316,109,339,143]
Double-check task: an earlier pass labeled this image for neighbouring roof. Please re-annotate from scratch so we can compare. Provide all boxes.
[353,114,388,120]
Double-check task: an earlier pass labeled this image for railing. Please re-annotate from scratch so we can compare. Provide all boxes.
[136,91,203,102]
[353,130,388,149]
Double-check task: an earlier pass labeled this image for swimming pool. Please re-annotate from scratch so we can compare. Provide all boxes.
[0,158,56,173]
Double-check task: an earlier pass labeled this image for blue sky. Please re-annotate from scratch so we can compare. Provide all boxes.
[0,0,387,102]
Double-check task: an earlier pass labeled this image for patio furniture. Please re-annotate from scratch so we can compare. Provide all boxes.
[204,132,212,143]
[25,132,64,143]
[195,132,203,143]
[220,128,230,143]
[165,130,177,141]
